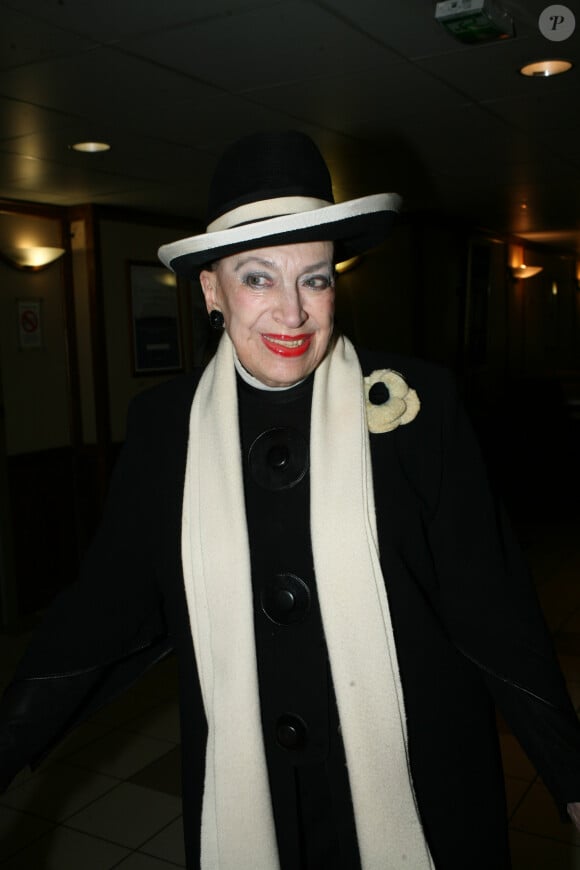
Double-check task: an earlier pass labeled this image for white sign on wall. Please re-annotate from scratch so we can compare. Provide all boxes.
[17,299,43,349]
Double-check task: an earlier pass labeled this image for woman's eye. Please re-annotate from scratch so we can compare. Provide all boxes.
[304,274,333,290]
[243,273,270,289]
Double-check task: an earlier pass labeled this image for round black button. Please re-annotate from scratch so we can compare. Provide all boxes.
[369,381,390,405]
[261,573,311,625]
[275,589,295,613]
[276,714,307,750]
[267,444,290,469]
[248,427,308,490]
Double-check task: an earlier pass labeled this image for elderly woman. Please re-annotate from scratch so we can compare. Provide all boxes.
[1,131,580,870]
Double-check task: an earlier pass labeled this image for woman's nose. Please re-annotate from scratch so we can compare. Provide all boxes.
[274,287,307,328]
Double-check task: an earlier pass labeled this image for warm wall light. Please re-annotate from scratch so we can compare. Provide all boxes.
[511,263,543,279]
[520,60,572,77]
[71,141,111,153]
[335,256,362,274]
[508,243,543,280]
[0,246,66,272]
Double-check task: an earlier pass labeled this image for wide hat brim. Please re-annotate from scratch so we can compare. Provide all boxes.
[158,192,401,276]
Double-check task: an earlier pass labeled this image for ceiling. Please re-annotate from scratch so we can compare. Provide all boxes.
[1,0,579,254]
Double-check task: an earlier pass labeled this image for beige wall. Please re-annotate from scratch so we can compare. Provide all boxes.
[0,212,70,455]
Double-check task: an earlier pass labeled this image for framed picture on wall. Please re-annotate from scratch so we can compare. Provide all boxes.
[127,261,183,375]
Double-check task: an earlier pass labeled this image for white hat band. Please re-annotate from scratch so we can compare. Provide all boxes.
[206,196,332,232]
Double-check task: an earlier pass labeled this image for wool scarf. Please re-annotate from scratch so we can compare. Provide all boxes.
[181,332,435,869]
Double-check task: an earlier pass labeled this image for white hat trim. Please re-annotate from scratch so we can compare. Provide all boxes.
[159,192,401,270]
[206,196,332,232]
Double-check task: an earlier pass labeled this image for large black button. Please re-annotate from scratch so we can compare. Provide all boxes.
[276,714,307,750]
[261,573,311,625]
[275,589,295,612]
[267,444,289,469]
[248,427,308,490]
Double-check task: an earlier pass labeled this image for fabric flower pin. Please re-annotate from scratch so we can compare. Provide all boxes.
[364,369,420,434]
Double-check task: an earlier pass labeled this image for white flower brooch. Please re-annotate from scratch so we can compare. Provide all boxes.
[364,369,421,434]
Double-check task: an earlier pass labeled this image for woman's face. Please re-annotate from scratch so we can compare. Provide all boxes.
[199,241,335,387]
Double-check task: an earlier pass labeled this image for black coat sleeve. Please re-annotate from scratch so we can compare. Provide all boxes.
[0,389,173,790]
[425,370,580,812]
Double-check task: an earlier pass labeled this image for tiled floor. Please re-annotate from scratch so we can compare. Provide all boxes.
[0,649,185,869]
[1,513,579,868]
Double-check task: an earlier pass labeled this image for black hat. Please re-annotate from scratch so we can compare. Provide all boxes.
[158,131,401,275]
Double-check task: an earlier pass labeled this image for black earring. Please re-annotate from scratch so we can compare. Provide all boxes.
[209,309,225,330]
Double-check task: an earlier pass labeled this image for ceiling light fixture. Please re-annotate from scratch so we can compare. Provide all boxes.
[71,141,111,153]
[0,246,66,272]
[520,59,573,77]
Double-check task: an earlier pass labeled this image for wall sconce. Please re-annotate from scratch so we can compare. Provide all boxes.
[335,256,362,274]
[508,243,543,280]
[511,263,543,279]
[0,246,66,272]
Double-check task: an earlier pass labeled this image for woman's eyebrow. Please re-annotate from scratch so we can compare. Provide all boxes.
[233,256,275,272]
[301,260,333,273]
[232,257,332,273]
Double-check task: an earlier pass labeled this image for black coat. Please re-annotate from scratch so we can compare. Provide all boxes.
[2,347,580,869]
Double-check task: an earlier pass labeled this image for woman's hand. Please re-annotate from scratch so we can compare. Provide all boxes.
[567,802,580,830]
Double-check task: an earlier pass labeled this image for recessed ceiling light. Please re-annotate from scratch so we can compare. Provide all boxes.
[520,59,573,77]
[71,141,111,153]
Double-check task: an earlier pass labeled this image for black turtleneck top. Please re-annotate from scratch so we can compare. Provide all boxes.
[237,373,361,870]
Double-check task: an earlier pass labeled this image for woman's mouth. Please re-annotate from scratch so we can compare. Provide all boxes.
[261,334,312,357]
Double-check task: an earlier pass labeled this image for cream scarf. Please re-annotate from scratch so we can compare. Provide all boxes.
[181,332,435,870]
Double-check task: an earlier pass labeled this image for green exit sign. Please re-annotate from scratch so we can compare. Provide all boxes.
[435,0,513,43]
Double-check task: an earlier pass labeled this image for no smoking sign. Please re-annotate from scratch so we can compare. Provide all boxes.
[18,299,43,349]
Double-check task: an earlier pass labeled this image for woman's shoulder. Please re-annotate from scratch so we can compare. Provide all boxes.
[122,371,204,449]
[354,346,455,397]
[129,370,203,416]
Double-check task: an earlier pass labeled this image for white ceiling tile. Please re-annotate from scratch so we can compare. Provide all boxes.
[316,0,458,58]
[118,1,400,94]
[0,95,79,139]
[0,47,222,123]
[0,0,284,42]
[0,4,96,70]
[246,61,471,135]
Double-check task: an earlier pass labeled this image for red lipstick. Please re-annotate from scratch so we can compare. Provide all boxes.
[261,333,312,357]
